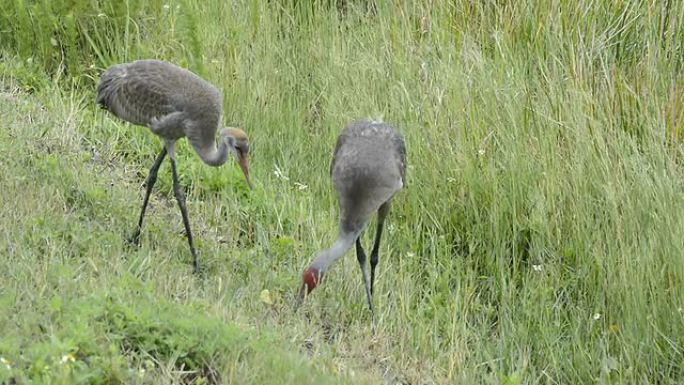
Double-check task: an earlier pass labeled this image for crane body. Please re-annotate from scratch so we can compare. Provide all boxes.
[298,120,406,312]
[96,59,252,273]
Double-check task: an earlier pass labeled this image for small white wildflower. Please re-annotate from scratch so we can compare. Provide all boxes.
[407,252,416,258]
[294,182,308,190]
[273,165,289,181]
[260,289,274,305]
[477,148,485,156]
[60,353,76,364]
[162,4,170,9]
[593,313,601,321]
[532,264,542,272]
[0,357,11,370]
[420,61,429,83]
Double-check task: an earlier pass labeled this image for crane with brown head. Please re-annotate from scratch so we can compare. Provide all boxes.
[97,59,252,273]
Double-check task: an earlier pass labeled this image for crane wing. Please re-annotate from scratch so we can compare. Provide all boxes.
[393,132,407,186]
[330,132,346,176]
[96,62,178,127]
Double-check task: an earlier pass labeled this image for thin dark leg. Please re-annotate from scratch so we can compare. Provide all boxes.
[128,148,167,246]
[370,201,391,296]
[169,156,201,273]
[356,237,374,313]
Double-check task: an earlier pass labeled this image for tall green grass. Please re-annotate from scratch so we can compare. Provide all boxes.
[2,0,684,383]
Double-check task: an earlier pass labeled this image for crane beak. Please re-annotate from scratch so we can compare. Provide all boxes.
[294,284,307,312]
[238,155,253,190]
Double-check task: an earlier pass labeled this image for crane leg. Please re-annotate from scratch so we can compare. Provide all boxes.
[355,237,374,313]
[169,156,201,273]
[128,147,167,246]
[370,201,391,296]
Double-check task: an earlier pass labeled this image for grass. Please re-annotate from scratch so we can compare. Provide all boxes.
[1,0,684,383]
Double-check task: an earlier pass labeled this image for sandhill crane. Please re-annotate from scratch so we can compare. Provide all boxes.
[297,120,406,313]
[96,59,252,273]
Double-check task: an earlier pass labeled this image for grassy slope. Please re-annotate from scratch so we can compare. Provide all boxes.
[2,1,684,384]
[0,82,362,384]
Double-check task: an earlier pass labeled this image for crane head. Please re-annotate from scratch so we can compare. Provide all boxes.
[302,266,324,293]
[295,266,324,309]
[222,127,253,190]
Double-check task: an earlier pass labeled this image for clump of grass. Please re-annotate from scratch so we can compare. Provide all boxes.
[0,0,165,86]
[0,285,344,384]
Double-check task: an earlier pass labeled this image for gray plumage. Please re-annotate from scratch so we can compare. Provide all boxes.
[97,60,221,129]
[96,59,252,273]
[97,60,235,164]
[298,120,407,313]
[331,120,406,234]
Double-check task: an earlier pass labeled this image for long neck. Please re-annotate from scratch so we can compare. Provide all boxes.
[193,132,231,167]
[310,229,358,273]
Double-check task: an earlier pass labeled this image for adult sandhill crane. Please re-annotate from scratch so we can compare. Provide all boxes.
[297,120,406,313]
[96,59,252,273]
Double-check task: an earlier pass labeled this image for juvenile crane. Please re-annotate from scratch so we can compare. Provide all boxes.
[297,120,406,313]
[96,59,252,273]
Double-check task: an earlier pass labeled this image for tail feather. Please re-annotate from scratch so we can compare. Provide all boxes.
[96,65,126,110]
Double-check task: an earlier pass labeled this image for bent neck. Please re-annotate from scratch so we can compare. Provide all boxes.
[193,133,232,167]
[310,230,358,273]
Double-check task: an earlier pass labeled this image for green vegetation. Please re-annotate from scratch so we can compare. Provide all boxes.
[2,0,684,383]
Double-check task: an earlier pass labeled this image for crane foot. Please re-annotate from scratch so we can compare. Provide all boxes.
[125,231,141,248]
